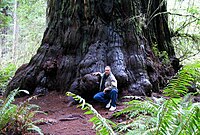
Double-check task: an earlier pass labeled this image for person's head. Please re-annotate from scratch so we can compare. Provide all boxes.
[105,66,111,75]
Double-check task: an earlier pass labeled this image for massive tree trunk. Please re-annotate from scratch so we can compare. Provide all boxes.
[6,0,180,97]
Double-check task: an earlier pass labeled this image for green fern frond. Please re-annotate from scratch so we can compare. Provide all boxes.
[114,98,159,119]
[0,89,44,134]
[27,124,44,135]
[0,104,17,129]
[172,102,200,135]
[113,61,200,135]
[164,61,200,97]
[66,92,116,135]
[0,89,19,116]
[116,115,157,133]
[114,93,200,135]
[113,97,164,134]
[0,89,28,129]
[155,97,200,135]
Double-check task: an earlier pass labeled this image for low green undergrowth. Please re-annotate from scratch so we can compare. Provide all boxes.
[164,61,200,97]
[0,89,44,135]
[114,95,199,135]
[0,64,16,94]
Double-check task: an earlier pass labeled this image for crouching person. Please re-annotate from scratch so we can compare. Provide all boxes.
[93,66,118,111]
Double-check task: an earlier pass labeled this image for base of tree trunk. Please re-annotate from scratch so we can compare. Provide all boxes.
[5,0,181,98]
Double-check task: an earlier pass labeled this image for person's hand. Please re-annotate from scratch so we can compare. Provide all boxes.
[92,72,101,76]
[103,88,109,93]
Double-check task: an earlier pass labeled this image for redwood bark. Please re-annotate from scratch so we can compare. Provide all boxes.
[6,0,180,97]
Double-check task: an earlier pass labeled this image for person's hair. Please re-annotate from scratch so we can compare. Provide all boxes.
[105,66,111,71]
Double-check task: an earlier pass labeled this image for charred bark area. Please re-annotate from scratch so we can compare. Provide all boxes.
[6,0,180,97]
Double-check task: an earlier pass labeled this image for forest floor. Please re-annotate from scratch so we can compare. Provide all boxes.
[15,91,126,135]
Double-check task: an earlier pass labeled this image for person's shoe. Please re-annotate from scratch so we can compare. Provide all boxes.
[105,100,111,108]
[109,106,116,111]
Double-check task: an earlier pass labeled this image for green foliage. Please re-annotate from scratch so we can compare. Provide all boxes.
[114,97,159,134]
[152,43,170,64]
[159,51,170,64]
[0,89,44,135]
[66,92,116,135]
[0,89,19,129]
[168,0,200,62]
[152,43,159,57]
[0,63,16,92]
[187,5,199,14]
[164,61,200,97]
[0,0,13,28]
[113,61,200,134]
[0,0,46,67]
[15,0,46,66]
[113,95,199,135]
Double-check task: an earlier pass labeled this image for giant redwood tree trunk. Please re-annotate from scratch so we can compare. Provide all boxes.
[6,0,180,97]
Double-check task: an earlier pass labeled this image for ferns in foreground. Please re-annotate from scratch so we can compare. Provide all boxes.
[164,61,200,97]
[114,95,199,135]
[66,92,116,135]
[0,89,44,135]
[114,61,200,135]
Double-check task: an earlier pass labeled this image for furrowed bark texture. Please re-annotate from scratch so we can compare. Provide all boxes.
[6,0,180,97]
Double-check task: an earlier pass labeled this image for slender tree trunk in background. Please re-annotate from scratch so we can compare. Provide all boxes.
[0,28,3,59]
[6,0,181,97]
[0,26,8,65]
[12,0,18,64]
[0,32,2,60]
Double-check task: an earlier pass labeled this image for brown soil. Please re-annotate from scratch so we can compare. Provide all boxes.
[15,91,125,135]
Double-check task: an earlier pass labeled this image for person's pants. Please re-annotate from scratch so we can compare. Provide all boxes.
[93,88,118,107]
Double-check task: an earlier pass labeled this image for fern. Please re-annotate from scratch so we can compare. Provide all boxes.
[114,95,200,135]
[14,96,44,134]
[66,92,116,135]
[164,61,200,97]
[0,89,44,135]
[114,61,200,135]
[27,123,44,135]
[158,98,200,135]
[0,64,16,92]
[114,97,164,135]
[0,88,24,129]
[114,97,159,119]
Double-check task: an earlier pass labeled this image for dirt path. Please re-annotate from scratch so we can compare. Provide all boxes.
[15,91,125,135]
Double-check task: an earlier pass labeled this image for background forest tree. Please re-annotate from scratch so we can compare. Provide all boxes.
[0,0,46,93]
[0,0,46,67]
